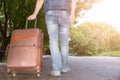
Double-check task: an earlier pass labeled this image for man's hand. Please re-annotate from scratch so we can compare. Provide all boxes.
[70,13,75,24]
[27,0,44,20]
[27,14,36,20]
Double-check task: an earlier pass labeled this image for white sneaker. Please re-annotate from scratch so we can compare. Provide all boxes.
[61,67,70,73]
[51,71,61,76]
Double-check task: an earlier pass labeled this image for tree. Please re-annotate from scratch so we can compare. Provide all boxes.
[70,22,120,56]
[75,0,101,17]
[109,29,120,51]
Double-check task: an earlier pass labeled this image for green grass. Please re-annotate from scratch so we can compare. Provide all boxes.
[98,51,120,56]
[0,56,7,63]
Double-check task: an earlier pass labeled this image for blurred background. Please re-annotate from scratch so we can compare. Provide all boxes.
[0,0,120,62]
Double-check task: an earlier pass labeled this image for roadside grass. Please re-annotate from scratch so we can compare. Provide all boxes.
[98,51,120,56]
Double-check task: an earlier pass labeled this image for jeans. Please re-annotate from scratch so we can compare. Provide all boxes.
[45,10,70,71]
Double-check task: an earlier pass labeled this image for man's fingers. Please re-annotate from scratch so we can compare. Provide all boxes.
[27,15,36,20]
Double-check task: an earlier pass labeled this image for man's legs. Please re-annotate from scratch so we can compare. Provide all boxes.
[59,26,70,72]
[58,11,70,72]
[45,10,70,76]
[45,10,62,76]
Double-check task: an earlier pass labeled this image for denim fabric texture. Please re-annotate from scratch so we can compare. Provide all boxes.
[44,0,71,13]
[45,10,70,72]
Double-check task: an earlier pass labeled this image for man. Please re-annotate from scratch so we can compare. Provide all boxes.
[27,0,76,76]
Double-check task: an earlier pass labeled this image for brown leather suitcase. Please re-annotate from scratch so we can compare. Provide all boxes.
[6,20,43,76]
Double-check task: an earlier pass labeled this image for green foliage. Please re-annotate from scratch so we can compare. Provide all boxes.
[70,22,120,56]
[0,0,48,62]
[6,0,36,29]
[99,51,120,56]
[109,32,120,51]
[70,24,96,56]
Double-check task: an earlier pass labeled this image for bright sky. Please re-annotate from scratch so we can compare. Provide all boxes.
[76,0,120,32]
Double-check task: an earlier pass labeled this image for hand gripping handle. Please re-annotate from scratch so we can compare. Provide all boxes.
[25,18,37,29]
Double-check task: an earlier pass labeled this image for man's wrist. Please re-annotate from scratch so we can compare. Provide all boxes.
[70,12,75,15]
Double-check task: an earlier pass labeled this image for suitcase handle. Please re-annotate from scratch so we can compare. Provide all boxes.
[25,18,37,29]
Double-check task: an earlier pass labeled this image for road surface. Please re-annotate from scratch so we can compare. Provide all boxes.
[0,56,120,80]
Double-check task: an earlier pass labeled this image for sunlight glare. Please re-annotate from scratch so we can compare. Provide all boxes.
[76,0,120,32]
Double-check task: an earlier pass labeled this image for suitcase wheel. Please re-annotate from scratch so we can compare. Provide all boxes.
[37,74,40,77]
[37,69,40,77]
[37,69,40,73]
[7,69,11,73]
[13,73,16,77]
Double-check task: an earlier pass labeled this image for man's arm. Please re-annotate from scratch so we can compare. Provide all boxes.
[27,0,44,20]
[71,0,76,14]
[70,0,76,24]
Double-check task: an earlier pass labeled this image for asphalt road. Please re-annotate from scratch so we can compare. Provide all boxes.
[0,56,120,80]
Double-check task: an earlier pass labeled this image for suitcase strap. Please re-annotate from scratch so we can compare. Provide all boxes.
[11,34,38,42]
[25,19,37,29]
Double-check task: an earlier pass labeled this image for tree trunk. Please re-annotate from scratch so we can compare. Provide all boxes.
[0,38,7,62]
[0,0,9,62]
